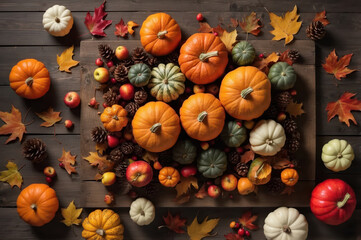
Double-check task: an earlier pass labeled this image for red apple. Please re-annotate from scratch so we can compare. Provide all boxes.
[94,67,109,83]
[102,172,116,186]
[115,46,129,60]
[181,165,197,178]
[221,174,237,191]
[43,166,56,178]
[119,83,135,101]
[45,177,53,184]
[95,58,104,67]
[107,135,119,148]
[64,120,73,129]
[64,91,81,108]
[106,61,114,68]
[207,185,221,198]
[126,161,153,187]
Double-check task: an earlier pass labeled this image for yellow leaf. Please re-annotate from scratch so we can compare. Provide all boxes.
[36,107,62,127]
[57,45,79,73]
[219,29,238,52]
[96,143,107,155]
[127,21,139,35]
[187,216,219,240]
[286,100,305,117]
[175,176,198,198]
[0,161,23,188]
[253,52,280,73]
[61,201,83,227]
[0,105,26,144]
[269,5,302,45]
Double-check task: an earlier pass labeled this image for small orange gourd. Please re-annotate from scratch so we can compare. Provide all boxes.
[9,59,50,99]
[100,104,128,132]
[281,168,299,186]
[158,167,180,187]
[140,13,181,56]
[219,66,271,120]
[237,177,255,195]
[180,93,225,141]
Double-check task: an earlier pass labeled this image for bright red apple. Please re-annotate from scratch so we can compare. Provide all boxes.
[43,166,56,178]
[94,67,109,83]
[64,120,73,129]
[102,172,116,186]
[119,83,135,101]
[107,135,119,148]
[181,165,197,178]
[95,58,104,67]
[208,185,221,198]
[115,46,129,60]
[221,174,237,191]
[106,61,114,68]
[64,91,81,108]
[126,161,153,187]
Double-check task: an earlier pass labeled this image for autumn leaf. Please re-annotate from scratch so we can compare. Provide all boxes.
[57,46,79,73]
[220,29,238,52]
[175,192,191,204]
[253,52,280,74]
[281,186,295,195]
[279,49,294,65]
[127,21,139,35]
[286,100,305,117]
[61,201,83,227]
[159,211,186,233]
[322,49,356,80]
[212,25,225,36]
[58,148,77,175]
[198,22,213,33]
[142,151,158,163]
[326,92,361,127]
[230,18,239,28]
[0,161,23,188]
[84,0,112,36]
[96,143,107,155]
[241,144,255,164]
[269,5,302,45]
[239,211,258,230]
[187,216,219,240]
[0,106,26,144]
[265,149,291,169]
[175,176,198,198]
[36,107,62,127]
[239,12,262,36]
[83,151,114,172]
[313,10,330,26]
[195,184,207,199]
[114,18,128,37]
[225,233,244,240]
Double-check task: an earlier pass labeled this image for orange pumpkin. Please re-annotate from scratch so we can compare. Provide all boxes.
[100,104,128,132]
[237,177,255,195]
[9,59,50,99]
[219,66,271,120]
[132,101,181,152]
[140,13,181,56]
[180,93,225,141]
[158,167,180,187]
[178,33,228,84]
[281,168,299,186]
[16,183,59,227]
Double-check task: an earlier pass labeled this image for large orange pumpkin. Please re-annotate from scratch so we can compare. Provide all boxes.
[219,66,271,120]
[158,166,180,187]
[132,101,181,152]
[140,13,181,56]
[178,33,228,84]
[100,104,128,132]
[180,93,225,141]
[16,183,59,227]
[9,59,50,99]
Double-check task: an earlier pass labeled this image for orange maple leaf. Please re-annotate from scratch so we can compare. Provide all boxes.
[241,145,255,164]
[286,100,305,118]
[198,22,212,33]
[253,52,280,74]
[83,151,114,172]
[195,184,207,199]
[326,92,361,127]
[239,210,258,230]
[313,10,330,26]
[239,12,262,36]
[175,176,198,198]
[279,49,293,65]
[57,45,79,73]
[58,148,77,175]
[127,21,139,35]
[36,107,62,127]
[0,106,26,144]
[160,211,186,233]
[322,49,356,80]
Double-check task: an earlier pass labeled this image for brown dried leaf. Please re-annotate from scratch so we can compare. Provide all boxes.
[239,12,262,36]
[313,10,330,26]
[286,100,305,118]
[58,148,77,175]
[219,29,238,52]
[281,186,295,195]
[198,22,213,33]
[36,107,62,127]
[83,152,114,172]
[0,106,26,144]
[253,52,280,74]
[195,184,207,199]
[187,216,219,240]
[175,176,198,198]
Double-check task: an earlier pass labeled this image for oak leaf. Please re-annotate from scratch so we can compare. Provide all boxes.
[225,233,244,240]
[160,211,186,233]
[36,107,62,127]
[127,21,139,35]
[286,100,305,117]
[220,29,238,52]
[0,106,26,144]
[84,0,112,36]
[175,176,198,198]
[269,5,302,45]
[114,18,128,37]
[57,45,79,73]
[322,49,356,80]
[61,201,83,227]
[194,184,207,199]
[58,148,77,175]
[239,211,258,230]
[187,216,219,240]
[0,161,23,188]
[326,92,361,127]
[253,52,280,74]
[239,12,262,36]
[313,10,330,26]
[83,151,114,172]
[241,144,255,164]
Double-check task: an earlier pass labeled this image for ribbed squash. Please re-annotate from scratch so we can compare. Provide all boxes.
[128,63,151,87]
[268,62,297,90]
[100,104,128,132]
[172,139,197,164]
[232,41,256,66]
[197,148,227,178]
[220,121,247,147]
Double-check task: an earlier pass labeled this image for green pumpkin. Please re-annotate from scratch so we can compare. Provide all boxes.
[172,139,197,165]
[197,148,227,178]
[221,121,247,147]
[128,63,151,87]
[148,63,186,102]
[231,41,256,66]
[268,62,296,90]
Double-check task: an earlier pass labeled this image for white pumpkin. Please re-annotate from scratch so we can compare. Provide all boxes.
[321,139,354,172]
[129,198,155,226]
[42,5,73,37]
[264,207,308,240]
[249,119,286,156]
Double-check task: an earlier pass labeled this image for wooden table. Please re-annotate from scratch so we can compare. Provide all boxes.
[0,0,360,239]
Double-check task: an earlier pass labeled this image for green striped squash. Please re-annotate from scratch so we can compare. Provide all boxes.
[220,121,247,147]
[128,63,151,87]
[268,62,297,90]
[231,41,256,66]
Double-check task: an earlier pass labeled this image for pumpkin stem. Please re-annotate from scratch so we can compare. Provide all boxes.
[282,226,291,233]
[255,162,265,178]
[337,193,351,208]
[265,139,273,145]
[113,115,119,120]
[150,123,162,133]
[197,111,208,122]
[199,51,219,62]
[55,17,60,23]
[30,203,37,211]
[281,72,286,76]
[96,229,105,236]
[240,87,253,99]
[25,77,33,86]
[157,30,168,39]
[337,153,343,158]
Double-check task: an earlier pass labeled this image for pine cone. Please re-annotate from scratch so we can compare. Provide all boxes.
[114,161,129,178]
[306,21,326,40]
[114,64,129,83]
[125,102,139,117]
[263,103,278,119]
[91,127,107,143]
[134,90,148,105]
[158,149,173,166]
[132,47,149,64]
[228,151,241,165]
[147,57,161,68]
[286,138,300,153]
[119,58,134,69]
[288,50,300,63]
[98,44,115,62]
[108,147,125,163]
[235,162,249,177]
[275,91,292,111]
[120,142,134,155]
[266,177,285,193]
[23,138,47,163]
[103,88,119,106]
[291,131,301,141]
[283,119,297,134]
[109,66,116,75]
[133,144,144,158]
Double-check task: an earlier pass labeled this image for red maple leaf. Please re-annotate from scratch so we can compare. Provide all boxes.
[84,0,112,36]
[239,211,258,230]
[114,18,128,37]
[322,49,356,80]
[159,211,186,233]
[225,232,244,240]
[313,10,330,26]
[326,92,361,127]
[279,49,294,65]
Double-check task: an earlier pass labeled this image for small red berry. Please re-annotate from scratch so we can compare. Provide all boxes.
[289,163,295,168]
[131,156,137,161]
[59,162,64,168]
[245,230,250,237]
[213,32,219,36]
[103,102,108,108]
[290,89,297,96]
[259,53,265,58]
[64,120,73,129]
[206,180,213,186]
[46,177,52,183]
[234,223,240,229]
[236,147,244,153]
[107,61,114,68]
[238,228,245,236]
[196,13,204,22]
[111,77,116,84]
[95,58,103,67]
[236,121,243,127]
[88,97,99,109]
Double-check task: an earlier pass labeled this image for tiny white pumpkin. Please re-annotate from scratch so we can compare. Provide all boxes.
[42,5,73,37]
[264,207,308,240]
[129,198,155,226]
[249,119,286,156]
[321,139,354,172]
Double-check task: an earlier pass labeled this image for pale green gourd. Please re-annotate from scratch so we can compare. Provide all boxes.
[197,148,227,178]
[268,62,296,90]
[220,121,247,147]
[321,139,354,172]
